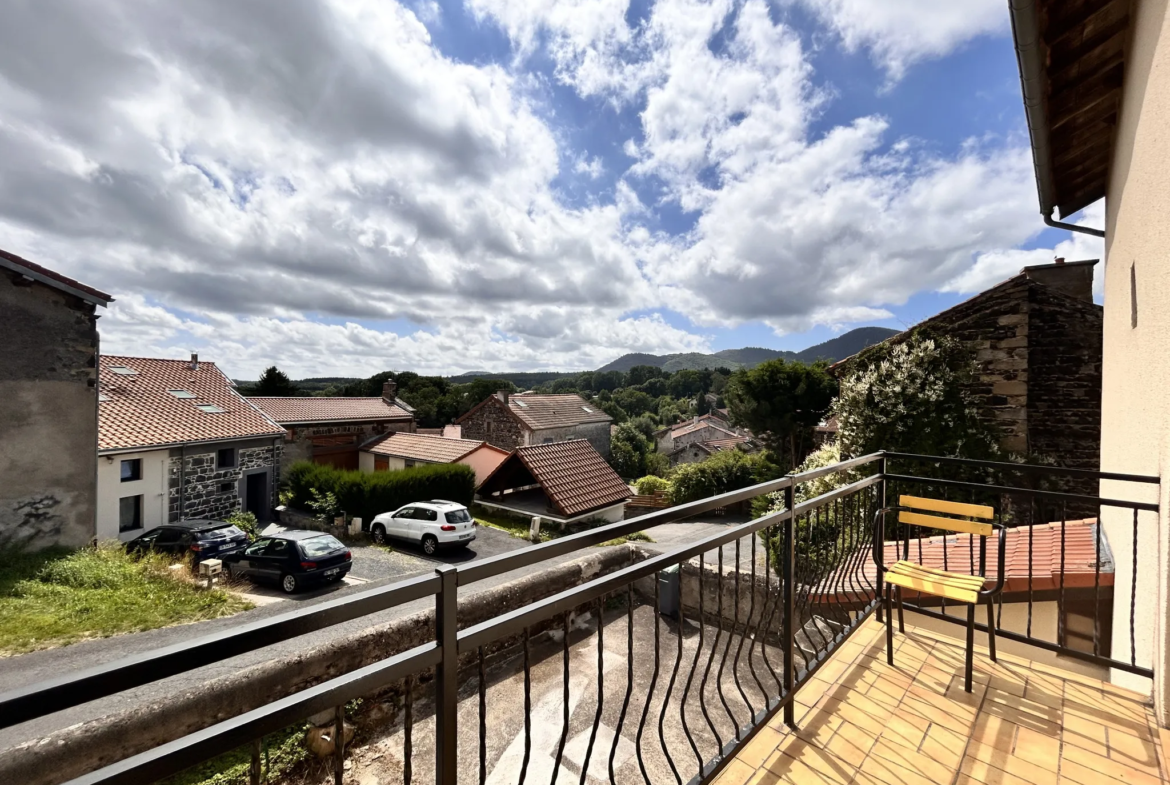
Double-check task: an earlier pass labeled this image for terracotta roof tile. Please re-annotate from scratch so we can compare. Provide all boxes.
[99,356,284,451]
[250,397,413,424]
[506,394,612,430]
[364,432,484,463]
[500,440,631,517]
[670,417,739,440]
[1,247,113,305]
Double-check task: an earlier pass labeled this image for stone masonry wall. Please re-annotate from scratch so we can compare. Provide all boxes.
[459,397,527,451]
[168,441,280,521]
[529,421,612,457]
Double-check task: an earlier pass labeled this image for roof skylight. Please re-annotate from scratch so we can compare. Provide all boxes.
[582,406,594,413]
[197,404,227,413]
[108,366,137,375]
[168,389,197,399]
[514,400,528,408]
[98,393,110,402]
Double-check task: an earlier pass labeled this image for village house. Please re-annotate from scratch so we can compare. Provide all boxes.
[668,434,759,467]
[359,431,508,483]
[1,249,111,549]
[656,412,750,453]
[97,354,286,540]
[456,391,613,456]
[475,439,632,525]
[251,381,415,473]
[833,259,1103,487]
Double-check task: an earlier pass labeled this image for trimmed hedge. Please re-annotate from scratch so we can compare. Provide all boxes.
[284,461,475,524]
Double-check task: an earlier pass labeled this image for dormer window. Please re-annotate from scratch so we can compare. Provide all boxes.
[197,404,226,413]
[168,389,197,399]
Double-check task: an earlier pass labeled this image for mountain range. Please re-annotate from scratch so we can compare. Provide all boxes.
[594,326,900,373]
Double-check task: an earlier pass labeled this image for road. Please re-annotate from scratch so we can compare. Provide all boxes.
[0,516,751,764]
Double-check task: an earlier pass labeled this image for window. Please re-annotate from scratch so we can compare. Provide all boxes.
[119,495,143,532]
[197,404,227,413]
[445,509,472,524]
[416,508,438,521]
[582,405,594,413]
[108,365,137,375]
[217,447,237,469]
[299,535,345,559]
[263,539,291,558]
[395,508,416,519]
[514,400,528,408]
[244,539,271,557]
[374,455,389,472]
[167,389,197,399]
[120,459,142,482]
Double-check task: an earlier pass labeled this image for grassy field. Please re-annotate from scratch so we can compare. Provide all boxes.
[0,544,252,655]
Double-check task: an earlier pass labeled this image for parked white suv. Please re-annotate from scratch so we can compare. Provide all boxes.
[369,500,476,554]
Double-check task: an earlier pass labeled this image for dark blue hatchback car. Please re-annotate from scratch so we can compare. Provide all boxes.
[126,519,248,565]
[222,530,352,593]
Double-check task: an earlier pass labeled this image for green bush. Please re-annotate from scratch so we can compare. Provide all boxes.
[668,450,782,506]
[633,475,671,495]
[224,511,259,540]
[284,461,475,523]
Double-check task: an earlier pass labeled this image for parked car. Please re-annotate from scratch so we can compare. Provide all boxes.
[222,530,352,594]
[368,500,476,554]
[126,520,248,564]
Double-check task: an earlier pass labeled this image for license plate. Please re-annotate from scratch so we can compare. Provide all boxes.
[324,568,340,577]
[459,533,473,540]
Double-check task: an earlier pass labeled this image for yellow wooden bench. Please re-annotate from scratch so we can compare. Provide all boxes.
[874,495,1006,692]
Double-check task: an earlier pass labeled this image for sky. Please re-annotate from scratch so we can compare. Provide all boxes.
[0,0,1106,379]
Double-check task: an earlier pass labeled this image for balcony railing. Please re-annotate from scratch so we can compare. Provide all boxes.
[0,452,1158,785]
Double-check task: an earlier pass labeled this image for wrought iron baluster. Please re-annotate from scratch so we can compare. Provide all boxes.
[1027,497,1035,638]
[609,584,635,785]
[698,549,725,754]
[519,628,532,785]
[404,675,413,785]
[634,574,662,785]
[1058,505,1066,649]
[680,562,705,779]
[658,567,684,785]
[579,598,605,785]
[1132,507,1140,667]
[1094,516,1102,656]
[551,613,571,785]
[729,537,754,720]
[714,546,739,733]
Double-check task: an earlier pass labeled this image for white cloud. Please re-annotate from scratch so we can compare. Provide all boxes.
[790,0,1008,80]
[573,155,604,179]
[942,201,1106,298]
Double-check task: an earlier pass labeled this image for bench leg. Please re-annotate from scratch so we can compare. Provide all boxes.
[986,597,997,663]
[885,585,895,667]
[965,603,975,693]
[896,586,905,633]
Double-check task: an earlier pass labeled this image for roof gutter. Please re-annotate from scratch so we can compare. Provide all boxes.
[1009,0,1106,238]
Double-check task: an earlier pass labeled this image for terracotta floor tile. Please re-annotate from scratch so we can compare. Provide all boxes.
[1011,726,1061,771]
[858,750,940,785]
[877,712,930,751]
[1063,701,1155,740]
[737,725,786,769]
[1061,714,1111,758]
[900,692,978,735]
[960,757,1046,785]
[1059,751,1162,785]
[869,737,956,783]
[1107,727,1163,776]
[964,740,1058,785]
[714,758,757,785]
[1021,682,1063,709]
[972,714,1025,751]
[764,741,853,784]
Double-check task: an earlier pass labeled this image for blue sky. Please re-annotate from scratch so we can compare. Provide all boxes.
[0,0,1104,376]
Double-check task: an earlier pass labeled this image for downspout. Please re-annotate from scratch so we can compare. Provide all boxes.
[1009,0,1107,239]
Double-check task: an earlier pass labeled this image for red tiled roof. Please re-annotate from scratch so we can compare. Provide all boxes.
[702,436,757,452]
[459,394,611,431]
[671,417,738,440]
[249,397,413,424]
[0,247,112,305]
[481,439,631,518]
[363,432,483,463]
[99,356,284,451]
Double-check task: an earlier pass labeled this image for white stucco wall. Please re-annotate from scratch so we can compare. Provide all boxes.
[96,450,170,542]
[1099,0,1170,714]
[359,452,406,472]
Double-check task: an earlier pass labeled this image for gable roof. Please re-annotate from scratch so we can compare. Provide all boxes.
[479,439,631,517]
[671,417,739,440]
[363,432,486,463]
[1,248,112,306]
[99,356,284,452]
[458,393,612,431]
[249,397,414,424]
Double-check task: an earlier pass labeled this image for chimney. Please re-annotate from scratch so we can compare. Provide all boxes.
[382,380,397,404]
[189,352,199,371]
[1021,258,1098,302]
[497,389,510,405]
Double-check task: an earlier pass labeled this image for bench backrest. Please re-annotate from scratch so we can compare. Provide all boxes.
[898,495,994,537]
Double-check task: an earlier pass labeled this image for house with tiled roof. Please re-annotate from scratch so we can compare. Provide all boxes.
[668,434,760,466]
[475,440,632,525]
[251,381,415,473]
[2,249,112,549]
[456,391,613,457]
[359,432,508,482]
[654,413,755,466]
[97,354,286,541]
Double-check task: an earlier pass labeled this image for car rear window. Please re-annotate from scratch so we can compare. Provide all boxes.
[299,535,345,559]
[445,509,471,524]
[198,525,244,540]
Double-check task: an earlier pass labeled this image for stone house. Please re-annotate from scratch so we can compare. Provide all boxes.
[834,259,1103,483]
[0,249,112,550]
[655,414,744,454]
[669,435,759,467]
[358,431,509,484]
[475,439,632,525]
[97,355,286,540]
[456,391,613,456]
[251,382,415,474]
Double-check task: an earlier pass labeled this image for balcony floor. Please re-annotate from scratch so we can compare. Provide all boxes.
[715,617,1167,785]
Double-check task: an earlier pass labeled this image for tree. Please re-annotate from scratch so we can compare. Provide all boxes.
[609,422,654,478]
[832,332,999,460]
[667,369,707,399]
[626,365,663,386]
[668,449,782,505]
[252,366,299,396]
[612,388,655,418]
[724,360,837,470]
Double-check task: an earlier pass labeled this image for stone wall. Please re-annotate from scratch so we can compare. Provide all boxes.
[0,267,100,549]
[280,420,413,474]
[168,440,281,521]
[529,421,612,457]
[459,397,527,451]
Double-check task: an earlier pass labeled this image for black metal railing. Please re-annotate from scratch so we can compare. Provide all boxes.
[1,450,1157,785]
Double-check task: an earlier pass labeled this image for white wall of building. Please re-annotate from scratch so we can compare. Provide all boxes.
[96,449,169,542]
